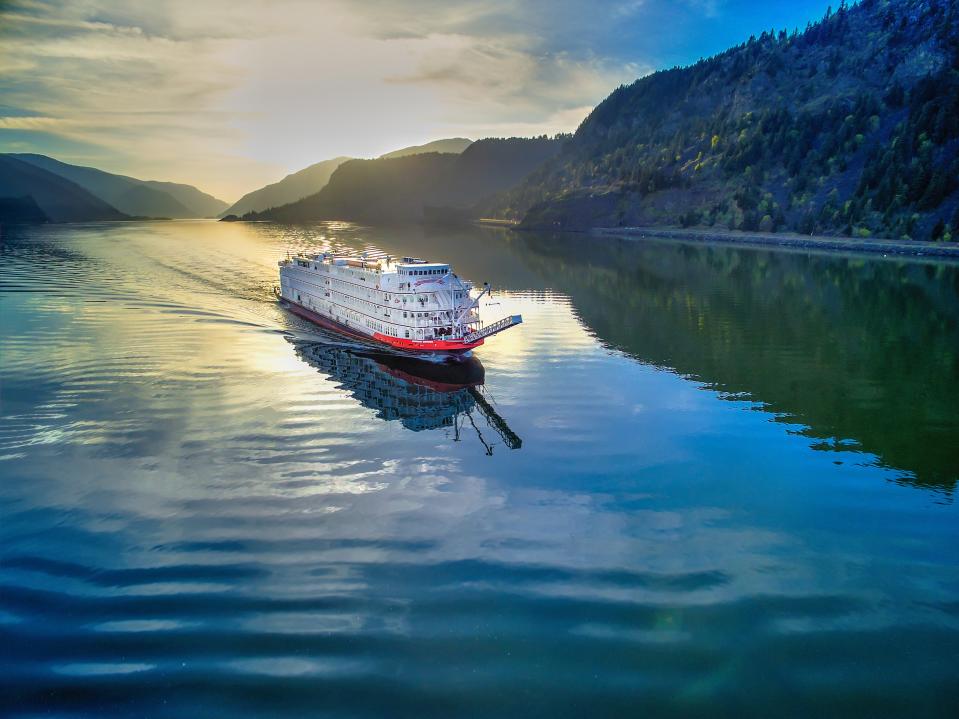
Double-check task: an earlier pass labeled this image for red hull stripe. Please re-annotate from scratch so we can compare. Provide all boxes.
[284,299,482,353]
[371,332,482,352]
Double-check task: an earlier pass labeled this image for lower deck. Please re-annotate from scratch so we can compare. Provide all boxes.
[282,295,482,354]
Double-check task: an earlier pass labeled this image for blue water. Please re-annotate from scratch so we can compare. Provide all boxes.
[2,220,958,717]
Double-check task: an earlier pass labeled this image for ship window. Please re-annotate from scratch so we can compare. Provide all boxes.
[404,330,409,338]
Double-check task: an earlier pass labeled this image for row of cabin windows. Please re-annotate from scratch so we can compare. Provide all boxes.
[404,268,446,276]
[325,289,447,327]
[295,278,465,317]
[330,288,379,315]
[320,273,465,303]
[329,277,461,307]
[301,293,442,341]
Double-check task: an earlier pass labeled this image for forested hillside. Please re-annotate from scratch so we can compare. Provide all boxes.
[247,136,561,223]
[489,0,959,241]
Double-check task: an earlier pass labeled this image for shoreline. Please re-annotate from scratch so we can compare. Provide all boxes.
[597,227,959,259]
[473,220,959,259]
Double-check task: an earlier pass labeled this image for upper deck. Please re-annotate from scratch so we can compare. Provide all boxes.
[281,253,469,293]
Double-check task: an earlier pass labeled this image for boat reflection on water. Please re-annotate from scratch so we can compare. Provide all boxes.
[289,338,522,454]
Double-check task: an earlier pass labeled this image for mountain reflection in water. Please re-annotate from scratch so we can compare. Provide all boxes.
[2,220,958,718]
[307,224,959,493]
[291,339,522,453]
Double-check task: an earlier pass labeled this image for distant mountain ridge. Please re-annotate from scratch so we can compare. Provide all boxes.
[0,155,128,222]
[220,157,351,217]
[244,136,561,224]
[222,139,474,218]
[487,0,959,241]
[379,138,472,159]
[7,153,228,218]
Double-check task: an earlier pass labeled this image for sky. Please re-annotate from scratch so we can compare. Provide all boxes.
[0,0,835,202]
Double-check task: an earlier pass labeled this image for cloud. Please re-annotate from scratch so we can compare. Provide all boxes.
[0,0,275,197]
[0,0,834,199]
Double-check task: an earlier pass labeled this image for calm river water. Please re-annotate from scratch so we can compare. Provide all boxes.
[2,220,958,717]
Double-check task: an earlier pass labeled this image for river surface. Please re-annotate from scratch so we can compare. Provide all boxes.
[2,220,958,717]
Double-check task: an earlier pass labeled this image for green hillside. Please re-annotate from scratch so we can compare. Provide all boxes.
[489,0,959,242]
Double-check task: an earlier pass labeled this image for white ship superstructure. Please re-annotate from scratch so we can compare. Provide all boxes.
[277,252,521,354]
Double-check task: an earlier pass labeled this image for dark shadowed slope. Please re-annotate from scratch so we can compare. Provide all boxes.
[248,136,562,223]
[0,156,127,222]
[9,154,227,218]
[0,195,48,223]
[248,153,459,223]
[492,0,959,241]
[223,140,475,218]
[221,157,351,217]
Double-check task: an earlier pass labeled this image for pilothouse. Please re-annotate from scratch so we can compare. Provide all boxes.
[276,251,522,355]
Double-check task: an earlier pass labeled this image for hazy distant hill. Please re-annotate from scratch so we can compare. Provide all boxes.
[0,155,128,222]
[223,140,473,218]
[138,179,228,217]
[489,0,959,241]
[9,154,227,218]
[379,138,472,159]
[221,157,351,217]
[247,136,561,223]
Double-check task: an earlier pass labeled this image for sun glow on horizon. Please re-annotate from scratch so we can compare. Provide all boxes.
[0,0,836,201]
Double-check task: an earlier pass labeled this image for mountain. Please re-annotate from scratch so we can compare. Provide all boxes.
[8,154,227,218]
[222,139,473,218]
[488,0,959,242]
[247,153,458,223]
[137,179,229,217]
[0,155,128,222]
[379,138,472,159]
[220,157,351,217]
[246,136,562,224]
